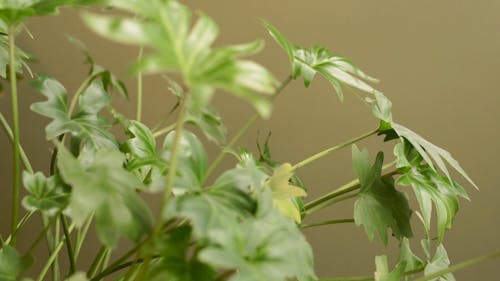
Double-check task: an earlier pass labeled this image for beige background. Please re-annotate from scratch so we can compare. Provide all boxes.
[1,0,499,279]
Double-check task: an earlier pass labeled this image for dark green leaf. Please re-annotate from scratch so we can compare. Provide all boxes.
[57,145,153,248]
[352,146,412,244]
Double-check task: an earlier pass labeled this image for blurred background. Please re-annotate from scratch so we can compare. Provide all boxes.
[1,0,499,279]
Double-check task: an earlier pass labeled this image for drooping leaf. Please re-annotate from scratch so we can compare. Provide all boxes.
[22,171,69,215]
[395,141,468,241]
[374,255,406,281]
[424,244,456,281]
[398,238,424,281]
[83,0,278,117]
[31,76,117,149]
[57,145,154,248]
[264,21,380,101]
[352,146,412,244]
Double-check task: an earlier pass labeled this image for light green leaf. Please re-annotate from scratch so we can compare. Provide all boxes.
[374,255,406,281]
[264,22,380,101]
[22,171,69,215]
[65,272,88,281]
[395,141,469,241]
[83,0,277,118]
[398,238,424,280]
[0,245,20,281]
[424,244,455,281]
[31,76,117,149]
[57,145,153,248]
[352,146,412,244]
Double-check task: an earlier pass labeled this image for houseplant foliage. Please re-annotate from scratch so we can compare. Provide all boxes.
[0,0,498,281]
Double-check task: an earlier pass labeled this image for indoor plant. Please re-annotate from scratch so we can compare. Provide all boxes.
[0,0,498,280]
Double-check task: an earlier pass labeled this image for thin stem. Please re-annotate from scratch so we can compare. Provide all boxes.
[88,246,108,278]
[90,256,160,281]
[305,193,359,216]
[68,75,94,116]
[304,160,397,211]
[60,214,76,275]
[291,128,378,171]
[0,112,33,173]
[413,250,500,281]
[37,222,76,281]
[202,75,292,184]
[319,265,426,281]
[26,214,58,255]
[75,214,93,260]
[99,237,150,279]
[8,25,21,246]
[152,123,175,138]
[136,47,144,122]
[300,218,354,229]
[3,211,34,244]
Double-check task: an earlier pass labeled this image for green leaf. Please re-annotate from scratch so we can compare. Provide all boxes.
[57,145,154,248]
[264,22,379,101]
[0,245,20,281]
[395,141,469,241]
[0,0,101,25]
[162,131,208,193]
[31,76,117,149]
[398,238,424,280]
[352,146,412,244]
[145,225,216,281]
[198,207,316,281]
[374,255,406,281]
[22,171,69,215]
[83,0,278,118]
[424,244,455,281]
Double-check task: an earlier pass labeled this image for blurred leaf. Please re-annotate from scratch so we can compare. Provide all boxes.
[65,272,88,281]
[199,207,316,281]
[83,0,277,117]
[0,0,102,25]
[57,146,153,248]
[22,171,69,215]
[352,146,412,244]
[31,76,117,149]
[0,245,20,281]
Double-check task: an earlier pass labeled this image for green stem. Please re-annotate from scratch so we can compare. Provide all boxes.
[68,75,94,116]
[136,47,144,122]
[413,250,500,281]
[304,160,397,211]
[3,211,34,245]
[319,265,426,281]
[88,246,108,278]
[0,112,33,173]
[26,214,58,255]
[90,256,160,281]
[152,123,176,138]
[305,192,359,216]
[291,128,378,171]
[37,222,76,281]
[75,214,93,260]
[8,25,21,246]
[202,75,292,184]
[60,214,76,275]
[300,218,355,229]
